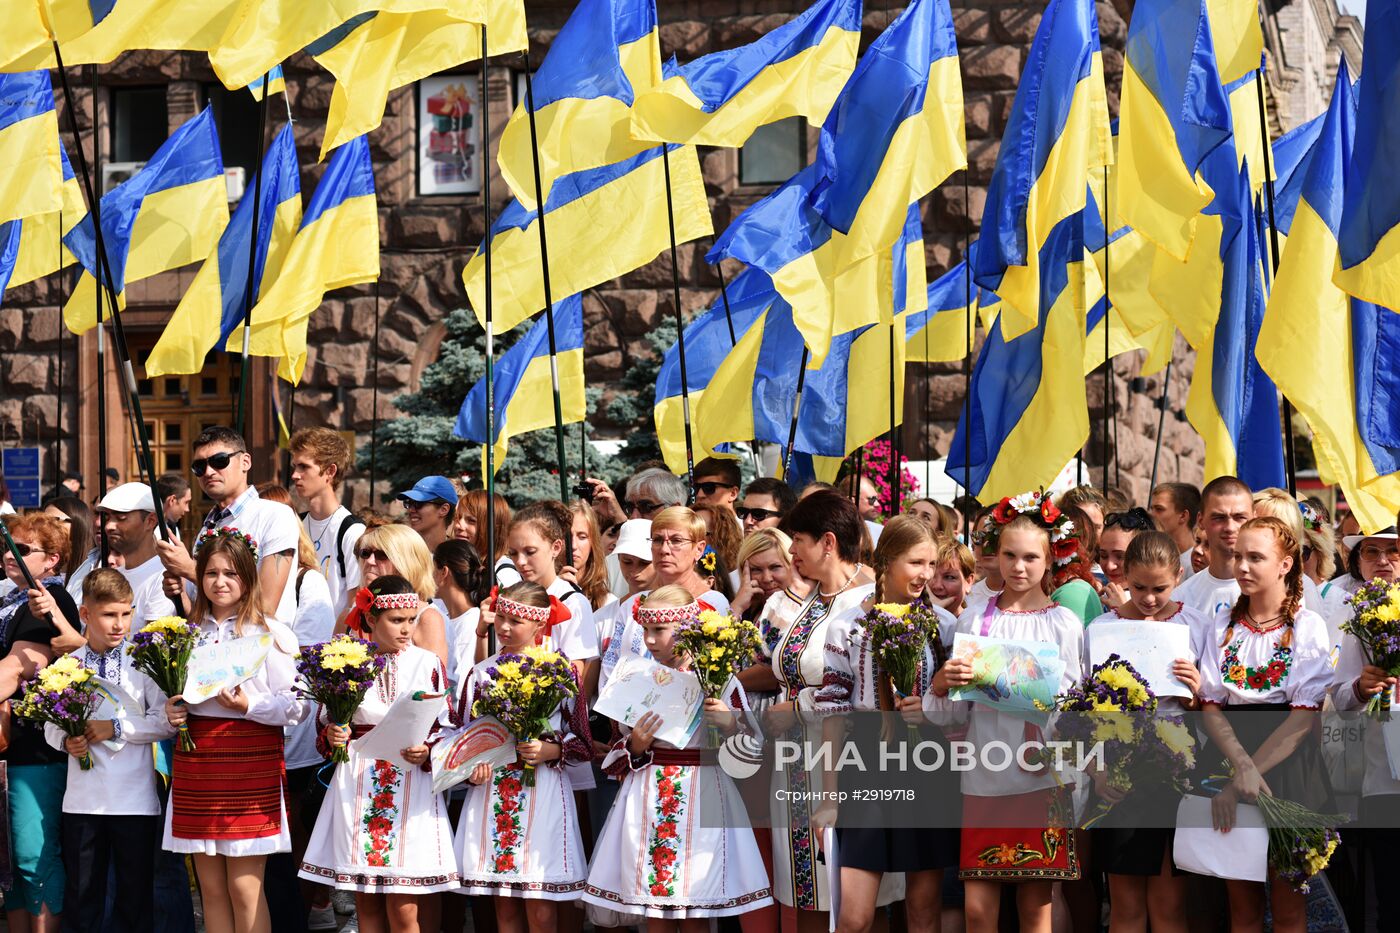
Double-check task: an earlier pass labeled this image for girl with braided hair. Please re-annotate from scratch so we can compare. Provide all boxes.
[1198,516,1335,933]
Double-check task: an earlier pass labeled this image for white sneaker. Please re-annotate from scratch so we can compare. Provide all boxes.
[333,889,357,915]
[308,904,337,931]
[340,916,360,933]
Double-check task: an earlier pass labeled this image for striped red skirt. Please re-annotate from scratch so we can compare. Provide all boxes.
[171,716,286,841]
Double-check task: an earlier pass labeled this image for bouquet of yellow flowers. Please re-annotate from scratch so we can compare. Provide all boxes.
[1256,793,1343,893]
[471,646,578,785]
[295,636,388,764]
[863,599,940,742]
[127,616,201,751]
[1341,579,1400,719]
[12,655,104,770]
[674,610,761,744]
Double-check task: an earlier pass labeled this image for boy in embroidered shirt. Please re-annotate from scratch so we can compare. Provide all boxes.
[46,569,176,933]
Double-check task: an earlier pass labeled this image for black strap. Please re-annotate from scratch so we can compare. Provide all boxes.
[334,513,365,579]
[295,566,308,605]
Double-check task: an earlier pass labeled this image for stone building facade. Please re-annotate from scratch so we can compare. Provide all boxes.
[0,0,1363,526]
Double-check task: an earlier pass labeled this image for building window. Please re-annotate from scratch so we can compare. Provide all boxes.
[738,117,805,186]
[202,83,263,182]
[417,74,482,196]
[109,87,168,164]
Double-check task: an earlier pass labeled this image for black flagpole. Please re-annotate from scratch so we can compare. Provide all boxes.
[961,170,973,540]
[236,71,272,437]
[55,212,65,488]
[1102,168,1112,493]
[659,145,695,487]
[888,321,900,515]
[481,26,497,584]
[1149,359,1172,491]
[90,66,109,565]
[782,348,809,480]
[709,247,762,478]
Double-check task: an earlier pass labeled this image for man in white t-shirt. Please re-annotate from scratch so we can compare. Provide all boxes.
[289,428,365,617]
[96,483,176,625]
[1173,476,1253,654]
[156,426,301,626]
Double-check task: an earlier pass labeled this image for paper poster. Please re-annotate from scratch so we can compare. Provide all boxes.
[92,677,140,751]
[431,716,516,794]
[353,691,448,770]
[595,654,704,748]
[1173,795,1268,881]
[183,634,274,705]
[1086,621,1193,699]
[948,633,1064,717]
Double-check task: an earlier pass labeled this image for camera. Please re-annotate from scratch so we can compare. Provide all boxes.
[572,481,594,503]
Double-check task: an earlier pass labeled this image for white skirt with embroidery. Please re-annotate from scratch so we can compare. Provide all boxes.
[584,761,774,918]
[299,754,460,893]
[454,762,587,900]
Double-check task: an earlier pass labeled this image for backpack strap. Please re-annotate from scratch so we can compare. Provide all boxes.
[295,566,309,605]
[334,513,366,580]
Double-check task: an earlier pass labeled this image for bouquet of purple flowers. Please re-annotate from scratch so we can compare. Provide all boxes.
[295,636,387,764]
[127,616,201,751]
[12,655,105,770]
[1340,579,1400,719]
[471,646,578,785]
[862,600,940,742]
[1257,793,1343,893]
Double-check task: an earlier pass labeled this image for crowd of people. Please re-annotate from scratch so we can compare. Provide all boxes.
[0,428,1396,933]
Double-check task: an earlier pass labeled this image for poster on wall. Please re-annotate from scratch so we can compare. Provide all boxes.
[417,75,480,196]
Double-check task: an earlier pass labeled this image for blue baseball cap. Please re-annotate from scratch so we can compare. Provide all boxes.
[397,476,458,504]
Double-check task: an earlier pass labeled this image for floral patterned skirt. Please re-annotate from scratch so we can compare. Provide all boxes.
[455,763,587,900]
[584,761,774,918]
[300,754,460,893]
[958,790,1080,881]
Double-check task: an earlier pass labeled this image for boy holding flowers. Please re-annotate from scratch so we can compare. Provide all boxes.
[46,569,176,933]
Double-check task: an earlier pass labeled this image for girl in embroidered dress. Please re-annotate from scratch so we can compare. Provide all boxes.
[810,516,960,933]
[164,531,306,933]
[585,586,773,928]
[455,582,592,931]
[1083,532,1204,933]
[933,510,1084,933]
[300,575,459,930]
[1198,517,1334,933]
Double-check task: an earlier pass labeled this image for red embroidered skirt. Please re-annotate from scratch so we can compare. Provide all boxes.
[958,789,1079,881]
[171,716,286,841]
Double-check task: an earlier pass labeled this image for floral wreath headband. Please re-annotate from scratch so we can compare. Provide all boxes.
[982,490,1080,569]
[197,525,259,560]
[634,601,701,625]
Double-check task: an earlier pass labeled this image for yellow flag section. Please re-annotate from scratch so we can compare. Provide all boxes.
[315,0,527,160]
[0,71,63,226]
[1205,0,1264,85]
[2,0,240,72]
[245,136,378,384]
[906,260,977,364]
[463,144,712,333]
[10,145,85,287]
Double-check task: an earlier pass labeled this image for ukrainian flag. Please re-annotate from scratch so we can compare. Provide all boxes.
[0,222,21,304]
[454,295,586,472]
[9,143,85,288]
[62,108,227,334]
[629,0,860,148]
[1183,161,1285,490]
[496,0,661,209]
[810,0,965,269]
[1117,0,1233,261]
[0,71,63,226]
[906,260,977,363]
[145,125,302,378]
[1334,0,1400,312]
[245,135,378,384]
[1258,65,1400,532]
[245,65,285,99]
[970,0,1111,342]
[654,265,777,473]
[2,0,241,72]
[947,211,1091,502]
[314,0,527,160]
[463,143,711,333]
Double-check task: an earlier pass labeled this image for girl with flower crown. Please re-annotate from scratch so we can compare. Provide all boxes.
[585,585,773,929]
[162,531,305,933]
[933,499,1085,933]
[300,574,458,932]
[455,581,592,931]
[1197,516,1334,933]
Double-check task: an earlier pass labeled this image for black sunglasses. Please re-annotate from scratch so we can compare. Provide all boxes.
[9,543,45,558]
[736,506,781,522]
[692,481,738,496]
[357,547,389,562]
[624,499,663,516]
[190,451,241,477]
[1105,508,1154,531]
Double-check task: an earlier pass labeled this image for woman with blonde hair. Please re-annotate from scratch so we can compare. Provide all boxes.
[347,523,448,666]
[730,528,807,623]
[1251,488,1328,615]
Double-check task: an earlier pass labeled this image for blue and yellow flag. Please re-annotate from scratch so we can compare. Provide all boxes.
[1258,66,1400,532]
[1183,161,1285,490]
[810,0,965,269]
[1116,0,1234,260]
[1334,0,1400,311]
[496,0,661,208]
[969,0,1111,342]
[145,124,302,377]
[62,108,227,333]
[947,211,1091,502]
[0,222,21,304]
[245,65,285,99]
[2,0,243,73]
[314,0,527,160]
[0,71,63,226]
[655,266,777,473]
[906,259,977,363]
[464,143,712,333]
[9,143,85,288]
[630,0,860,148]
[455,296,586,471]
[245,135,378,384]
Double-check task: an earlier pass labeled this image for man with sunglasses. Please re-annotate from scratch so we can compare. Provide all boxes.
[156,426,302,626]
[736,477,796,532]
[690,457,741,509]
[396,475,456,553]
[97,483,176,627]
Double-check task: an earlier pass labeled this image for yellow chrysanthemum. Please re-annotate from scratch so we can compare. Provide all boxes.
[1154,720,1196,759]
[321,656,348,672]
[708,647,726,661]
[143,616,190,635]
[496,661,523,682]
[874,603,911,619]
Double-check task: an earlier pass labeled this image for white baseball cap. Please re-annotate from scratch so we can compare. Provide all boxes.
[1343,526,1398,550]
[614,519,653,562]
[97,482,155,514]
